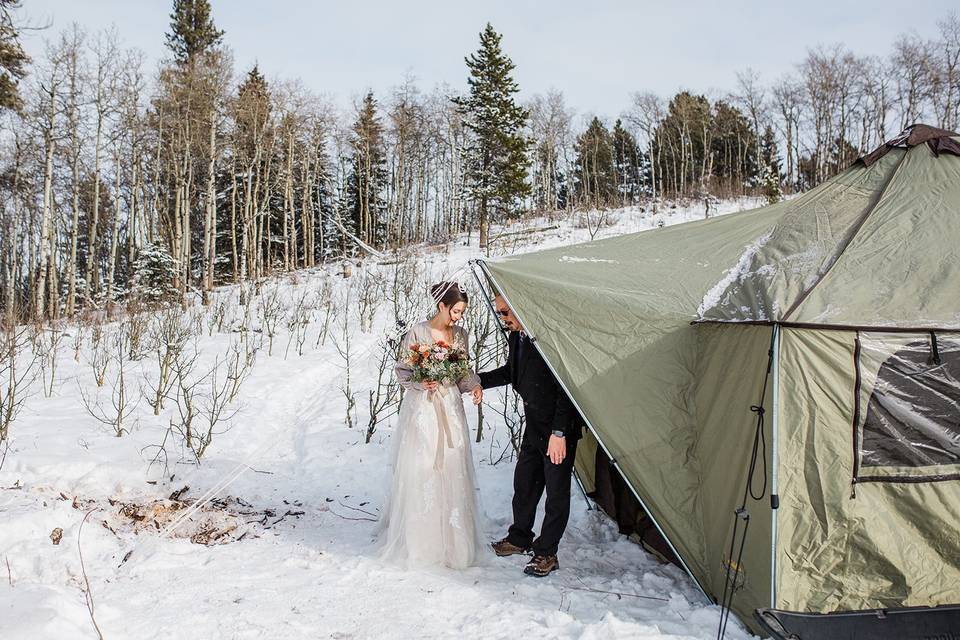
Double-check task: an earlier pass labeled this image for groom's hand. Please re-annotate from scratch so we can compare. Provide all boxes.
[547,435,566,465]
[471,385,483,405]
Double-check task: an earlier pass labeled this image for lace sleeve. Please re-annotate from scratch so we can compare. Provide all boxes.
[457,326,482,393]
[395,327,425,391]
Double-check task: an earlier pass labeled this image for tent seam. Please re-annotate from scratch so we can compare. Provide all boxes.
[781,149,911,322]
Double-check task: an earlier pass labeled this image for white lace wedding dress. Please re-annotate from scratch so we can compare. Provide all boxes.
[376,321,488,569]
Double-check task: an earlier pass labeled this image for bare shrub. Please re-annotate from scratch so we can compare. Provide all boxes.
[193,356,240,460]
[259,286,283,356]
[462,292,499,442]
[207,295,232,336]
[80,324,139,437]
[0,325,38,447]
[284,289,311,359]
[169,338,201,454]
[224,339,255,404]
[491,387,526,464]
[71,323,86,363]
[87,325,111,388]
[313,279,336,348]
[331,288,357,429]
[366,333,402,443]
[146,309,192,415]
[574,207,615,239]
[384,256,425,328]
[124,310,153,361]
[35,321,67,397]
[355,269,383,333]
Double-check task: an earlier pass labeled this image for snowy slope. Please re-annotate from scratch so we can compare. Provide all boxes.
[0,200,764,640]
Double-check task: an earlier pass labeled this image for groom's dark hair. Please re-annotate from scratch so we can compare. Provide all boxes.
[430,281,468,309]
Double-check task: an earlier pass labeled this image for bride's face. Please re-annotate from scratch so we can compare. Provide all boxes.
[440,301,467,326]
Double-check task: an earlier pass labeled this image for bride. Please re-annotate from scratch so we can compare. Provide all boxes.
[377,281,488,569]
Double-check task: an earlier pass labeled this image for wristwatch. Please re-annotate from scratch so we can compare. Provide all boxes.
[551,430,565,438]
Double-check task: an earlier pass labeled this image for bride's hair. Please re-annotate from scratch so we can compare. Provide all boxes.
[430,281,468,309]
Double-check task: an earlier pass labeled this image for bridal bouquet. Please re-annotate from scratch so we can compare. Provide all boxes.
[406,340,470,385]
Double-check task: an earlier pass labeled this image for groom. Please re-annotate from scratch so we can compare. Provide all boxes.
[479,294,583,577]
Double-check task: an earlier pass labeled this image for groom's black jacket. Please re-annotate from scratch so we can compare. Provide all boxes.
[479,331,584,449]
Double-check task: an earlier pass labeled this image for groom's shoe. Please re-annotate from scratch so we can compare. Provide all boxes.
[524,554,559,577]
[491,538,530,557]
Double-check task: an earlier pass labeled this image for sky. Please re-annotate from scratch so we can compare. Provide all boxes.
[20,0,958,120]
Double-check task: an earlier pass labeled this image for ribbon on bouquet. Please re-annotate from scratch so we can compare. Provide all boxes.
[427,384,455,471]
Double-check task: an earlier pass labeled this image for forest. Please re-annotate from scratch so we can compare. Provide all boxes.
[0,0,956,322]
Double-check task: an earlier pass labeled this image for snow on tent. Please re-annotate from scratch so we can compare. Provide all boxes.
[473,124,960,639]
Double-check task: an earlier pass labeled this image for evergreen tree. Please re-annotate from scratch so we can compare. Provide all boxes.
[652,92,712,196]
[346,92,388,250]
[710,100,758,195]
[573,117,616,208]
[165,0,224,64]
[235,66,271,157]
[454,23,531,248]
[760,125,781,177]
[759,124,782,203]
[612,119,642,206]
[0,0,28,112]
[131,243,181,304]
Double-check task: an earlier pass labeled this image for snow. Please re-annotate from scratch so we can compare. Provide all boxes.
[559,256,619,264]
[0,200,763,640]
[696,230,773,320]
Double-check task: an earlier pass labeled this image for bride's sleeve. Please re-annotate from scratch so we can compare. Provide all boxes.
[457,327,482,393]
[395,328,425,391]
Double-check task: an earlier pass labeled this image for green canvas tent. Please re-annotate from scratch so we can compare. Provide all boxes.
[474,125,960,639]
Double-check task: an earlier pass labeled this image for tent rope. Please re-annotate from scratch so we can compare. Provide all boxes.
[716,325,777,640]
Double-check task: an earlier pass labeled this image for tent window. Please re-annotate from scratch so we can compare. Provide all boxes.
[854,333,960,482]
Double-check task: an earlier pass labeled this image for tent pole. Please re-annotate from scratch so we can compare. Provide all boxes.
[472,257,593,514]
[475,259,712,603]
[572,468,594,511]
[769,324,781,609]
[468,260,507,340]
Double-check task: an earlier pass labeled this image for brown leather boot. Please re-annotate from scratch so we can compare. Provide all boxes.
[523,554,559,577]
[491,537,531,557]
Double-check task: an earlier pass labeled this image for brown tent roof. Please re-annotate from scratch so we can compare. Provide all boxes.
[859,123,960,166]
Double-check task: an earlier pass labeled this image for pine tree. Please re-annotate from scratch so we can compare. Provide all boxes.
[0,0,28,112]
[760,125,782,204]
[454,24,531,249]
[612,119,642,206]
[346,92,388,250]
[760,125,782,177]
[235,66,271,157]
[165,0,224,64]
[131,243,180,304]
[573,117,616,208]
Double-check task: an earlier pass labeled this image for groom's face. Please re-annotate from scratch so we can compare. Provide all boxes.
[494,296,521,332]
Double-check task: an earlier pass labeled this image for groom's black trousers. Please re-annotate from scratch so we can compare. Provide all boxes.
[507,427,579,557]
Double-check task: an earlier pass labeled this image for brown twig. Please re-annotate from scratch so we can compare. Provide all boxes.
[0,439,8,472]
[5,555,12,586]
[78,509,105,640]
[326,507,376,522]
[565,576,669,602]
[337,500,377,518]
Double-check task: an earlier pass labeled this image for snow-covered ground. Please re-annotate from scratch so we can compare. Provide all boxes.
[0,200,764,640]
